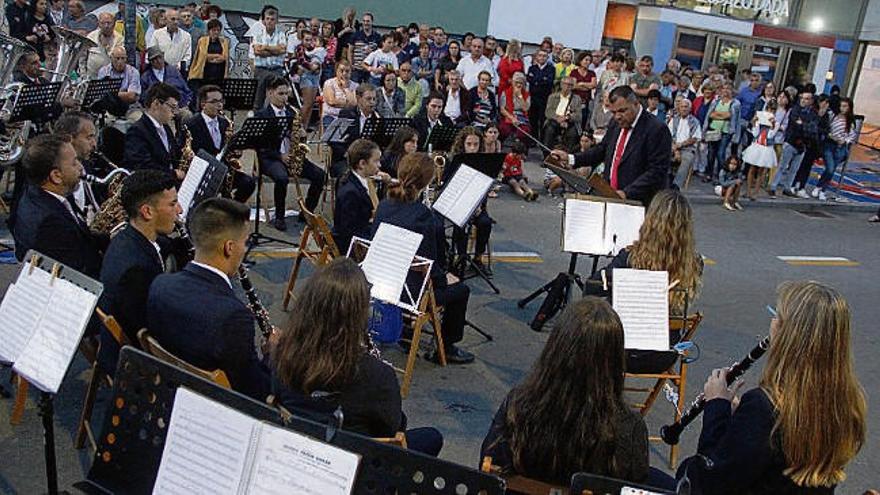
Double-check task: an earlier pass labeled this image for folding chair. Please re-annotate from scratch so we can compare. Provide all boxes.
[625,312,704,468]
[399,277,445,398]
[74,308,128,450]
[137,329,231,389]
[281,199,340,310]
[481,456,569,495]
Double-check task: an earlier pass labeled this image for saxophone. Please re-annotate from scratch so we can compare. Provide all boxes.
[86,167,132,237]
[285,107,313,197]
[177,126,195,174]
[238,264,274,349]
[219,114,242,195]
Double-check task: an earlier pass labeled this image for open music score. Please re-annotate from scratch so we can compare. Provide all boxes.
[563,197,644,256]
[432,164,494,228]
[177,155,209,220]
[612,269,669,351]
[154,387,360,495]
[360,223,423,305]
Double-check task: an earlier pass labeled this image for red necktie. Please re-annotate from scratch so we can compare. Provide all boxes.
[610,127,630,190]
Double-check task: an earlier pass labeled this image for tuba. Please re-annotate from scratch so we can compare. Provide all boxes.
[47,26,97,105]
[0,33,33,166]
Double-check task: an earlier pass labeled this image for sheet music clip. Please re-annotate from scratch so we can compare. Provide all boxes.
[49,263,60,285]
[28,253,39,274]
[325,406,344,443]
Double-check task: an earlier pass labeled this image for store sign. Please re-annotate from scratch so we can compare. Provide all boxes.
[703,0,790,17]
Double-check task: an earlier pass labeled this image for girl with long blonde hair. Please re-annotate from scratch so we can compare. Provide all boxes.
[679,280,866,492]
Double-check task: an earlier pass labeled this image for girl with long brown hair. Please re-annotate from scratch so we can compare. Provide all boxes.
[372,153,474,364]
[678,281,866,493]
[272,257,443,455]
[481,297,650,485]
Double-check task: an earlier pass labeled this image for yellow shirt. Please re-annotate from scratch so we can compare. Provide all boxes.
[114,16,146,52]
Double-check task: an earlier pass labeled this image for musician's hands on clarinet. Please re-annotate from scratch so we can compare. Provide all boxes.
[703,368,744,402]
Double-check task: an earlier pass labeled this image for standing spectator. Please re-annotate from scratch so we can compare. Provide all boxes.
[25,0,55,62]
[682,72,703,101]
[47,0,63,27]
[443,70,472,127]
[179,7,205,62]
[375,71,405,118]
[669,98,702,188]
[550,42,563,64]
[250,5,287,111]
[497,39,524,100]
[498,72,531,145]
[528,49,555,141]
[542,77,582,154]
[395,26,418,64]
[63,0,96,35]
[143,8,166,56]
[554,48,575,85]
[773,91,792,160]
[147,8,192,73]
[188,18,227,89]
[769,91,818,198]
[362,33,397,87]
[658,70,676,117]
[756,81,777,112]
[742,103,778,200]
[457,38,498,91]
[692,83,714,119]
[114,0,146,55]
[333,7,359,62]
[596,53,628,106]
[321,60,358,126]
[470,71,498,129]
[737,72,764,151]
[6,0,31,43]
[349,12,381,83]
[410,42,435,97]
[429,26,449,64]
[86,12,123,79]
[320,21,338,83]
[812,97,857,201]
[702,82,740,183]
[630,55,661,104]
[484,35,501,68]
[461,33,475,52]
[434,40,461,92]
[397,62,422,118]
[571,51,597,130]
[294,29,323,130]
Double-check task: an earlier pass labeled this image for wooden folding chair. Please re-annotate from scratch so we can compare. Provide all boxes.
[282,199,341,310]
[481,456,569,495]
[137,329,231,389]
[624,312,703,468]
[74,308,128,450]
[399,276,446,398]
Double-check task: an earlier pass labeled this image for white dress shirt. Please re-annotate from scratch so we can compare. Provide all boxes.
[190,261,232,289]
[148,27,192,68]
[444,88,461,120]
[456,55,498,90]
[146,112,169,151]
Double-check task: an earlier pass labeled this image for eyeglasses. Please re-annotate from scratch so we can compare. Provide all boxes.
[162,100,179,110]
[205,98,224,104]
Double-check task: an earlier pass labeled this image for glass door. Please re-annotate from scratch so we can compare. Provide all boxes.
[783,49,816,88]
[712,37,747,81]
[750,43,781,85]
[674,31,708,71]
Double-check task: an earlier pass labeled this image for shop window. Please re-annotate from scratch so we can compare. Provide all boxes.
[675,32,707,70]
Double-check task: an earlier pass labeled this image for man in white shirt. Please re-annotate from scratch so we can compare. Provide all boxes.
[86,12,123,78]
[147,8,192,72]
[443,70,470,127]
[456,38,498,90]
[250,5,287,110]
[484,36,501,69]
[667,97,702,188]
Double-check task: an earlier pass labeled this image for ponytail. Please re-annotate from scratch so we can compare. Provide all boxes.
[388,153,434,203]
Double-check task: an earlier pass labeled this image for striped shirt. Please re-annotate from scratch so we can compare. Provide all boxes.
[829,114,857,145]
[251,24,287,69]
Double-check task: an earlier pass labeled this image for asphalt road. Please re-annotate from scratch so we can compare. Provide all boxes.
[1,161,878,493]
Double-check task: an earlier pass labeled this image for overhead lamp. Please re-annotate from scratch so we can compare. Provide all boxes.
[809,17,824,31]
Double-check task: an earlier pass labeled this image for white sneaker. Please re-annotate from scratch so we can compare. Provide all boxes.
[796,189,809,199]
[818,191,827,201]
[811,187,820,198]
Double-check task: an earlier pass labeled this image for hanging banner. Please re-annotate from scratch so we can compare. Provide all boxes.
[703,0,789,17]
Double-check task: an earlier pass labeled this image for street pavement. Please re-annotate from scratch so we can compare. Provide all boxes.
[1,157,878,493]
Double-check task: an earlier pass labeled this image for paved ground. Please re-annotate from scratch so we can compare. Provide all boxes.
[1,157,879,493]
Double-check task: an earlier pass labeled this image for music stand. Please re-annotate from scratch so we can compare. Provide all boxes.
[424,124,457,153]
[220,77,258,120]
[229,116,297,262]
[544,162,591,194]
[570,472,675,495]
[82,78,123,111]
[362,117,412,149]
[75,347,506,495]
[321,117,354,145]
[8,81,64,124]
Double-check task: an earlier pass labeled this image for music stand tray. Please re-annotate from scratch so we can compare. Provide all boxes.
[362,117,412,149]
[424,124,457,153]
[9,81,64,123]
[82,78,123,109]
[221,78,259,112]
[544,162,591,195]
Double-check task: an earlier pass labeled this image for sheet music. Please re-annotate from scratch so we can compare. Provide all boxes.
[622,487,666,495]
[0,266,52,363]
[245,423,360,495]
[153,388,257,495]
[361,223,423,305]
[432,165,494,227]
[603,203,645,256]
[612,269,669,351]
[13,277,97,393]
[178,156,210,220]
[562,199,606,255]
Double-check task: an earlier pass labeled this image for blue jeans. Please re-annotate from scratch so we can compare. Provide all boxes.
[817,142,849,190]
[706,133,731,179]
[771,142,804,192]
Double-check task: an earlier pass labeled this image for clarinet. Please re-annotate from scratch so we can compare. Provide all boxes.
[173,222,196,262]
[660,335,771,445]
[237,264,274,346]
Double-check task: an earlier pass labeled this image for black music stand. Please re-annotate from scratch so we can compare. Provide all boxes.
[544,162,591,194]
[74,347,506,495]
[321,117,354,144]
[220,77,258,119]
[82,78,123,111]
[8,81,64,124]
[229,116,297,262]
[362,117,412,148]
[424,124,457,153]
[570,472,676,494]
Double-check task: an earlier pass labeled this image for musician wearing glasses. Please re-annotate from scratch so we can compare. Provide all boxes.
[124,83,184,178]
[184,85,255,203]
[97,170,180,374]
[147,198,272,401]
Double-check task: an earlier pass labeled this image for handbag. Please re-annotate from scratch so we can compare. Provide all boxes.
[704,129,722,142]
[368,300,403,344]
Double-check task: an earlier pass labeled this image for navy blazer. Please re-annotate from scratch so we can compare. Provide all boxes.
[123,114,181,172]
[333,172,373,253]
[254,104,297,166]
[146,263,271,401]
[372,198,447,288]
[184,112,228,157]
[410,113,455,151]
[97,224,164,372]
[573,109,671,206]
[13,185,103,277]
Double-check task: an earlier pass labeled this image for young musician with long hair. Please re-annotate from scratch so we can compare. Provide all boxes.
[448,126,494,274]
[481,297,650,485]
[272,258,443,455]
[373,153,474,364]
[677,281,867,493]
[381,126,419,177]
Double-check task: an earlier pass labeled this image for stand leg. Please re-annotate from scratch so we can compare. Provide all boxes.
[517,279,556,308]
[243,172,298,264]
[38,392,59,495]
[465,319,493,341]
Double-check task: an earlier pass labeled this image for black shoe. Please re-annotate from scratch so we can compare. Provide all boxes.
[273,216,287,231]
[768,190,777,199]
[429,345,474,365]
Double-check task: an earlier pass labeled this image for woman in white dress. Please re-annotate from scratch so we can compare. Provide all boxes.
[742,99,779,200]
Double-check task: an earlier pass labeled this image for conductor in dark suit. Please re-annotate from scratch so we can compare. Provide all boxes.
[12,134,104,278]
[331,82,381,178]
[255,76,326,231]
[411,92,455,151]
[147,198,272,401]
[551,85,671,206]
[123,83,184,178]
[97,170,180,373]
[184,84,255,203]
[332,139,391,252]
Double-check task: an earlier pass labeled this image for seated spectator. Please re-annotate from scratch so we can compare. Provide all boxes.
[498,72,531,145]
[469,70,498,129]
[141,46,193,115]
[543,76,583,155]
[397,61,422,118]
[434,39,461,92]
[457,37,497,90]
[362,33,398,86]
[443,70,472,128]
[646,88,662,120]
[64,0,97,35]
[502,140,537,201]
[375,71,405,118]
[410,42,435,97]
[94,46,141,118]
[321,60,358,127]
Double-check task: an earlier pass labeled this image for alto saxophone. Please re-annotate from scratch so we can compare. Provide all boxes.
[86,166,132,237]
[218,114,242,195]
[285,107,313,197]
[177,126,195,175]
